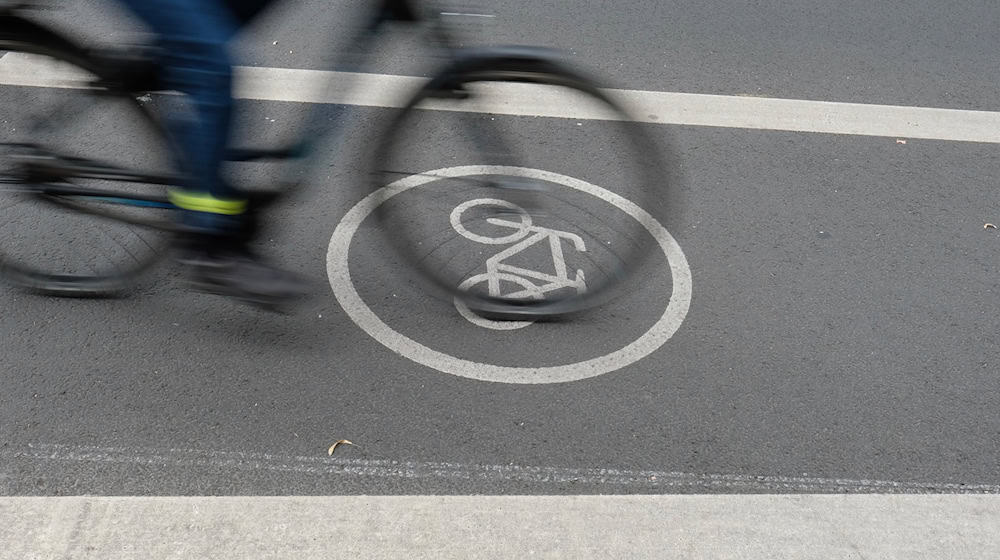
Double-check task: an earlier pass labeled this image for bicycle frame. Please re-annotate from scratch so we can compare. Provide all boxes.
[0,0,562,230]
[2,0,673,317]
[0,0,457,200]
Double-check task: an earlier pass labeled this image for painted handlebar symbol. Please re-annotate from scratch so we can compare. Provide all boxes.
[450,198,587,329]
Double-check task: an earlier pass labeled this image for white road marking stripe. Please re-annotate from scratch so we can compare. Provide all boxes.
[3,495,999,559]
[12,443,1000,493]
[2,51,1000,142]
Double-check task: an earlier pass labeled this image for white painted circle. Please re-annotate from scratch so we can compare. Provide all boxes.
[327,165,692,384]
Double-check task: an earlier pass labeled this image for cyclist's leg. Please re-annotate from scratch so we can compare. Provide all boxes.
[118,0,241,230]
[118,0,309,305]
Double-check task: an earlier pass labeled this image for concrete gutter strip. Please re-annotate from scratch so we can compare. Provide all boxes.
[2,495,999,559]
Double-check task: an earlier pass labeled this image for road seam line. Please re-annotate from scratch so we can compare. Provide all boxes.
[12,442,1000,493]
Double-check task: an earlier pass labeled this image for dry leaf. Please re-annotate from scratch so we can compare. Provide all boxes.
[328,439,354,456]
[985,223,997,230]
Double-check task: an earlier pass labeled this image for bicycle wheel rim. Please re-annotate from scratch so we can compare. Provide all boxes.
[368,61,681,320]
[0,42,174,296]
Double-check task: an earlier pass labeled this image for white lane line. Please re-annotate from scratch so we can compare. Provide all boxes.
[4,495,1000,559]
[3,51,1000,143]
[13,443,1000,494]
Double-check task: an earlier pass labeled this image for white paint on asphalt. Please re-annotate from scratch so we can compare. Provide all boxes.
[4,495,1000,559]
[454,294,534,330]
[14,443,1000,493]
[326,166,692,384]
[449,197,590,331]
[4,52,1000,142]
[0,52,92,86]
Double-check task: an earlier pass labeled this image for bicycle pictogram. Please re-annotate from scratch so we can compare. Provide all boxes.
[450,198,588,327]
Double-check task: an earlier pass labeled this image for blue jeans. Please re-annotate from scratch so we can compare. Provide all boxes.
[119,0,244,232]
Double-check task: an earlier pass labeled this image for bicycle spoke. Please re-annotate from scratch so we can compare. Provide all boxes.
[27,88,93,137]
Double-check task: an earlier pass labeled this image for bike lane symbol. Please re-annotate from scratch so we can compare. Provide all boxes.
[327,165,692,384]
[450,198,587,331]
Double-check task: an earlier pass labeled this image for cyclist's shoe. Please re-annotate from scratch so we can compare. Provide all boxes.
[178,247,311,311]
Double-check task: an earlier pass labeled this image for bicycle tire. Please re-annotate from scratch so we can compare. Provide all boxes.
[369,49,682,320]
[0,22,174,296]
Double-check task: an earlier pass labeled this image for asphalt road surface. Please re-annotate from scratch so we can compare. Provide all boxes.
[3,0,1000,502]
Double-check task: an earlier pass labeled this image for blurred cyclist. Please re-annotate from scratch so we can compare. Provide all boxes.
[118,0,309,307]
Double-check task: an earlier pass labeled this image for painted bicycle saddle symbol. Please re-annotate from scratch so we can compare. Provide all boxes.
[450,198,587,329]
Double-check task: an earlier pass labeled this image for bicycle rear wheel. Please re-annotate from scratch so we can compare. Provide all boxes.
[370,51,682,319]
[0,30,175,295]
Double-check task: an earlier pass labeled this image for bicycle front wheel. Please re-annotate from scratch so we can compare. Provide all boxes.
[0,29,175,295]
[370,50,682,319]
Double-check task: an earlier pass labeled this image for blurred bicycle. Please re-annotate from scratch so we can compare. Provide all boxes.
[0,0,680,318]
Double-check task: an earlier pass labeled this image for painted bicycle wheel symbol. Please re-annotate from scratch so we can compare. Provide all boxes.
[450,198,588,330]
